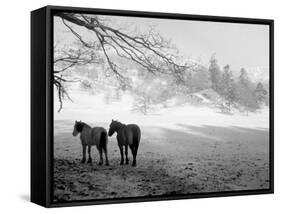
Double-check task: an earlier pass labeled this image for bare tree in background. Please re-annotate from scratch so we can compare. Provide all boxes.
[54,12,195,111]
[132,92,152,115]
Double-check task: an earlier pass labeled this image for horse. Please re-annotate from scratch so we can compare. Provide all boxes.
[108,120,141,167]
[72,120,109,165]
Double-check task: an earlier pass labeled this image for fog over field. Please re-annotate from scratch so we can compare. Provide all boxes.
[53,13,270,202]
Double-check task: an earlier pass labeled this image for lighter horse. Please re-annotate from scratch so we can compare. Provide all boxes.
[72,120,109,165]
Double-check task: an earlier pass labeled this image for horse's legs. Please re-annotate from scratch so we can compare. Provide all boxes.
[119,145,124,165]
[98,147,103,165]
[103,147,109,166]
[132,149,137,167]
[81,145,86,163]
[125,145,129,164]
[130,145,138,167]
[87,145,92,163]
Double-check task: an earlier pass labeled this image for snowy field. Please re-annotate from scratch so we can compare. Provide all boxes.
[53,89,270,202]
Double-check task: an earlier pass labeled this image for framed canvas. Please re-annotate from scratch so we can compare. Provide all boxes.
[31,5,274,208]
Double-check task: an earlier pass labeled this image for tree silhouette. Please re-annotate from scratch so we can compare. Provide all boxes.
[220,65,238,111]
[237,68,257,114]
[208,55,221,92]
[254,82,267,107]
[221,64,232,96]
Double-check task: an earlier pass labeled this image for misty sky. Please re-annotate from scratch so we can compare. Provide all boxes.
[54,14,269,71]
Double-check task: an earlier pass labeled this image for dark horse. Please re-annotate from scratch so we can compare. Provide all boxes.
[108,120,141,167]
[72,120,109,165]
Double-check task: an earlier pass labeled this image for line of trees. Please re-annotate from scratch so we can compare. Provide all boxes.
[131,55,269,115]
[208,55,268,114]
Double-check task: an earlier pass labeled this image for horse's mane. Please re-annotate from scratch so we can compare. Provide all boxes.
[113,120,125,127]
[76,121,90,132]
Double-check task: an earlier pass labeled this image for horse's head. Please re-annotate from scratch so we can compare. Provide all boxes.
[72,120,84,136]
[108,119,119,137]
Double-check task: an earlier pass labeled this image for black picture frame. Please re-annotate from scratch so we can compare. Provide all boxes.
[31,5,274,208]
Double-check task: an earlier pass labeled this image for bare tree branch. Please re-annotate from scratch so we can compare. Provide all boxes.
[56,13,193,74]
[54,12,199,111]
[53,41,103,112]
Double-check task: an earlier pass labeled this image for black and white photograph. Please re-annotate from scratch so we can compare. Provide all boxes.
[52,11,271,203]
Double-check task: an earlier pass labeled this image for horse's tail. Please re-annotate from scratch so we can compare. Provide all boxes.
[133,125,141,151]
[100,130,108,151]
